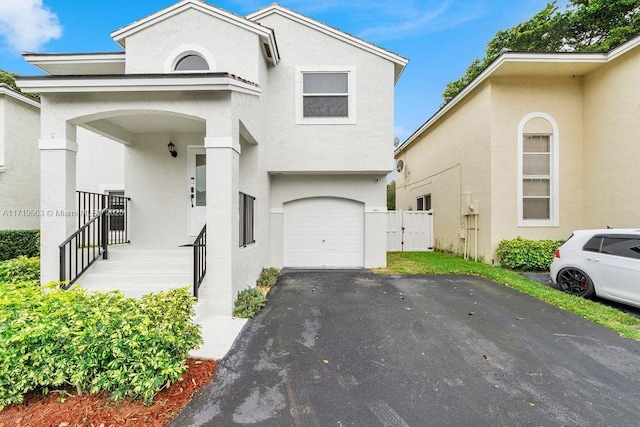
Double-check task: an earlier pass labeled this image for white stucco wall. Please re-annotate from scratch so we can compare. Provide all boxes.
[126,132,205,248]
[124,8,262,83]
[232,91,270,306]
[0,92,41,230]
[269,174,387,268]
[76,127,124,194]
[254,13,396,174]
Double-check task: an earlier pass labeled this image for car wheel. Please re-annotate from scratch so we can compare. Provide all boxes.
[557,268,595,298]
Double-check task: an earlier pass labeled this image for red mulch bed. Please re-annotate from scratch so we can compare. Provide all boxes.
[0,358,217,427]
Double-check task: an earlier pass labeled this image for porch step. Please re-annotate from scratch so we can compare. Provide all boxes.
[78,272,192,287]
[106,249,192,262]
[76,247,195,298]
[89,260,191,274]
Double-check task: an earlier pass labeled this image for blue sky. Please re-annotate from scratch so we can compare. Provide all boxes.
[0,0,553,141]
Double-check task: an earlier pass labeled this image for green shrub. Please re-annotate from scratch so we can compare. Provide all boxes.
[0,256,40,283]
[233,287,267,319]
[256,267,280,288]
[496,237,565,271]
[0,229,40,261]
[0,284,202,409]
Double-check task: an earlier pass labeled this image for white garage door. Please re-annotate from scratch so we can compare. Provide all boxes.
[284,198,364,267]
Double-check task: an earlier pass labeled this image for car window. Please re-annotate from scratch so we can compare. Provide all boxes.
[583,237,602,253]
[600,237,640,260]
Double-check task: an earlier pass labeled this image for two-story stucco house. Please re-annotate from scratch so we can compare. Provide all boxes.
[395,35,640,264]
[17,0,408,315]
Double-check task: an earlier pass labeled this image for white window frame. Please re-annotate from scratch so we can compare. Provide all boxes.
[164,44,216,73]
[517,112,559,227]
[295,66,356,125]
[416,194,431,211]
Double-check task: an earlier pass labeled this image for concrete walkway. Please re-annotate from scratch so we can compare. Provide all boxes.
[174,270,640,426]
[190,314,247,360]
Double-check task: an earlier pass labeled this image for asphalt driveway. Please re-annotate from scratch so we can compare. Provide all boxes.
[173,270,640,426]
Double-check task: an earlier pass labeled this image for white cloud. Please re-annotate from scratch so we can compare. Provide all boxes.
[0,0,62,52]
[359,1,486,42]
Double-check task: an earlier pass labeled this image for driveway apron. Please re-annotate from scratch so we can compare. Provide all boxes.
[172,270,640,426]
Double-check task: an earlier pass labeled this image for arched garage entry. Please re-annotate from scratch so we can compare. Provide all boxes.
[283,197,364,267]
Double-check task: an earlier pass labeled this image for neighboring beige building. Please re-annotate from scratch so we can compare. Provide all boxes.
[395,36,640,264]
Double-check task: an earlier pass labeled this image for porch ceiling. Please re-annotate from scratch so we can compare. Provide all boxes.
[82,114,205,145]
[108,114,205,133]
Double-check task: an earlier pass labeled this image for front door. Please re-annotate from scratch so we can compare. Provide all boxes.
[188,148,206,236]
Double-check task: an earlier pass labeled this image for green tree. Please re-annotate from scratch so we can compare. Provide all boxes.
[0,69,39,102]
[387,180,396,211]
[442,0,640,103]
[568,0,640,51]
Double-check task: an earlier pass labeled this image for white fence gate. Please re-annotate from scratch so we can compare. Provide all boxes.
[386,210,434,252]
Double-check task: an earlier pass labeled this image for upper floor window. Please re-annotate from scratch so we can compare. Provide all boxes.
[517,113,559,227]
[174,54,209,71]
[417,194,431,211]
[296,66,356,124]
[303,73,348,117]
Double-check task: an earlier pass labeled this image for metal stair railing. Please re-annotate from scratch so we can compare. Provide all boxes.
[59,207,109,289]
[181,224,206,299]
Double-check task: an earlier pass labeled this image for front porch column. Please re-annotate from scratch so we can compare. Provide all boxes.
[204,136,240,315]
[39,139,78,284]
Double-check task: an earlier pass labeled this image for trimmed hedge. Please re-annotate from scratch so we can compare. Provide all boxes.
[0,284,202,409]
[0,230,40,261]
[496,237,565,271]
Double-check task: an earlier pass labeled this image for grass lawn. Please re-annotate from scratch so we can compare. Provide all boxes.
[374,251,640,341]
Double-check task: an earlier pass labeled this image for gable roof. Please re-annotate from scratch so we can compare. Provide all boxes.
[110,0,279,65]
[247,4,408,83]
[395,34,640,155]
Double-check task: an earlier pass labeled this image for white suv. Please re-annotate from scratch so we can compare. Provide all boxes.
[550,229,640,308]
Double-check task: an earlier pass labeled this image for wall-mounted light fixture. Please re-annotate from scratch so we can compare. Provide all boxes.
[168,141,178,158]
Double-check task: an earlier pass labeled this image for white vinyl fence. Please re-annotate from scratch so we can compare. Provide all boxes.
[386,210,434,252]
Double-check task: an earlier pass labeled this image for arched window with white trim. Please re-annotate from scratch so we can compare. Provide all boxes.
[517,113,559,227]
[165,45,217,73]
[174,54,209,71]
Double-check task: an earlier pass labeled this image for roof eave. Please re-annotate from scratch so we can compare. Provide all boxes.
[0,84,40,108]
[23,52,126,67]
[16,74,262,96]
[394,51,619,156]
[247,4,408,74]
[396,34,640,155]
